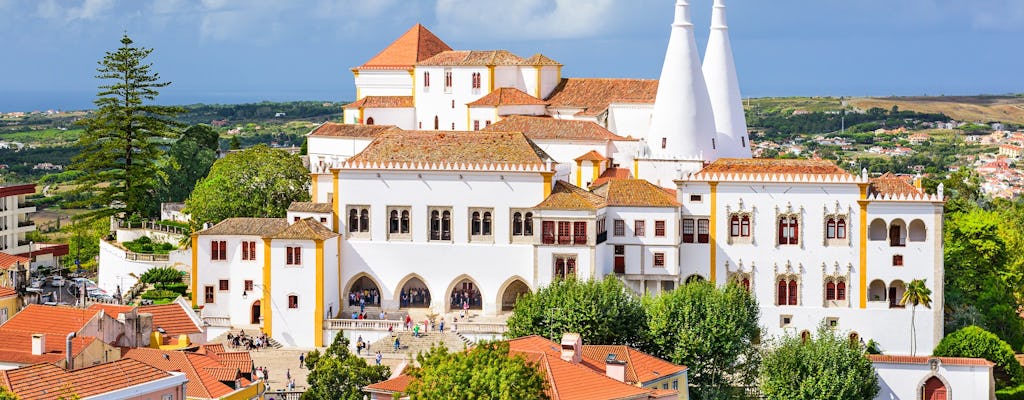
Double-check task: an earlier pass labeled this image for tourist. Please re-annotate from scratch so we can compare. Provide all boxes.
[379,310,386,320]
[286,368,291,381]
[393,337,400,351]
[439,319,445,332]
[375,350,382,365]
[413,323,420,338]
[299,352,304,368]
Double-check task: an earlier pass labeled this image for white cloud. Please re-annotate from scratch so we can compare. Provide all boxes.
[434,0,618,41]
[36,0,113,21]
[314,0,399,19]
[966,0,1024,31]
[196,0,292,42]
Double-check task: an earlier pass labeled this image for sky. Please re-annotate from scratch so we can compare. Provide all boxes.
[0,0,1022,112]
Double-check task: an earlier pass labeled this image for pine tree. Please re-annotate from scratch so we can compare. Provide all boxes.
[69,34,182,219]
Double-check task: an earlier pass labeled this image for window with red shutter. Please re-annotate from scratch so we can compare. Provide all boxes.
[837,281,846,300]
[697,219,709,243]
[634,220,645,236]
[614,220,625,236]
[777,280,787,306]
[730,215,740,237]
[558,221,571,245]
[826,281,836,300]
[219,279,229,291]
[653,252,665,267]
[542,221,555,244]
[682,219,695,243]
[573,222,587,245]
[655,220,666,237]
[788,280,798,305]
[740,216,750,237]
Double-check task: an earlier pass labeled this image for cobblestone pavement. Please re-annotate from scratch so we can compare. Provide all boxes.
[248,347,409,393]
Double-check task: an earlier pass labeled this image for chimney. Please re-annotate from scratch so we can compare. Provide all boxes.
[605,353,627,383]
[560,333,582,364]
[31,333,45,355]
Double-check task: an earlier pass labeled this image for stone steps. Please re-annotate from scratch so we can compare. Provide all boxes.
[364,331,470,359]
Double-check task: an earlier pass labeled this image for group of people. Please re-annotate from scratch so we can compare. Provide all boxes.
[450,289,482,310]
[348,288,380,307]
[227,329,269,351]
[400,287,430,307]
[351,309,388,320]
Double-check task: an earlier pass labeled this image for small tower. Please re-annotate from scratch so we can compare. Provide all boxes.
[647,0,718,161]
[703,0,752,159]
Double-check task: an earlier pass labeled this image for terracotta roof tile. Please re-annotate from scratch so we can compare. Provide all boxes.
[0,287,15,298]
[357,24,451,70]
[520,53,562,66]
[699,158,851,176]
[0,304,98,335]
[0,253,29,270]
[86,303,135,316]
[287,202,333,213]
[418,50,525,66]
[197,218,289,237]
[535,181,607,210]
[485,115,628,141]
[467,88,547,107]
[347,130,552,167]
[0,331,96,365]
[343,96,414,109]
[591,168,633,187]
[592,179,680,208]
[203,367,241,382]
[125,347,254,398]
[868,354,994,367]
[308,123,402,138]
[0,358,174,400]
[139,302,203,336]
[574,150,608,162]
[868,172,922,197]
[581,345,686,385]
[269,218,339,241]
[364,374,414,394]
[545,78,659,116]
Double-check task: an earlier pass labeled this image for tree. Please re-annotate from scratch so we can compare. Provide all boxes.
[229,135,241,150]
[302,333,390,400]
[184,144,310,227]
[61,217,110,272]
[899,279,932,356]
[403,342,549,399]
[0,386,17,400]
[505,277,647,346]
[933,326,1024,389]
[68,34,183,219]
[759,323,879,400]
[139,266,183,284]
[645,281,761,400]
[299,137,308,156]
[158,124,219,203]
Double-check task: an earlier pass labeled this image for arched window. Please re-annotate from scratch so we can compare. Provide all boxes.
[389,210,400,233]
[442,211,452,240]
[730,215,740,237]
[778,215,799,245]
[423,71,430,87]
[869,218,887,240]
[826,218,837,239]
[348,209,359,233]
[400,210,410,234]
[836,218,847,239]
[826,281,836,300]
[777,280,787,306]
[837,281,846,300]
[288,295,298,309]
[741,277,750,291]
[434,116,439,130]
[524,212,534,236]
[800,330,811,343]
[359,209,369,233]
[430,210,441,240]
[788,280,798,305]
[908,219,926,242]
[482,212,492,235]
[471,211,481,235]
[366,117,375,125]
[513,212,523,235]
[740,215,750,236]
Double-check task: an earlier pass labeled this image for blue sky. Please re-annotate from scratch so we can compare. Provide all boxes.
[1,0,1022,112]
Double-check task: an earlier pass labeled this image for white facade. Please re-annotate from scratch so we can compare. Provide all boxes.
[871,356,994,400]
[0,184,35,256]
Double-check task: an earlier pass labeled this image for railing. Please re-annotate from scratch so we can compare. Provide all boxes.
[263,390,302,400]
[596,231,607,244]
[325,319,404,331]
[17,220,34,227]
[124,252,170,262]
[203,316,232,327]
[17,201,35,209]
[114,219,190,236]
[455,322,508,334]
[17,240,30,247]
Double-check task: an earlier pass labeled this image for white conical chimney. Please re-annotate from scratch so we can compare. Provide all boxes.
[703,0,752,159]
[647,0,719,161]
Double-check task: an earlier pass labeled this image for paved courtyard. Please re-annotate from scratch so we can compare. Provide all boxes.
[248,347,408,394]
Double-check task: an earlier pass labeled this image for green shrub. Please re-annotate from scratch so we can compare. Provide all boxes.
[155,282,188,295]
[140,267,183,284]
[934,325,1024,388]
[141,289,179,300]
[997,384,1024,400]
[134,236,152,244]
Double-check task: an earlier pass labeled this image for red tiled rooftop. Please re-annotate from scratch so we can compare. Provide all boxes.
[545,78,659,116]
[364,374,414,394]
[0,287,15,298]
[0,253,29,270]
[535,181,607,210]
[125,347,252,398]
[139,302,203,336]
[591,167,633,187]
[0,304,98,335]
[574,150,608,162]
[86,303,136,316]
[467,88,547,107]
[592,179,680,208]
[0,358,174,400]
[347,131,552,167]
[868,354,994,367]
[343,96,414,109]
[357,24,451,70]
[308,122,401,138]
[581,345,686,385]
[485,115,628,141]
[418,50,525,66]
[699,158,851,176]
[868,172,922,197]
[0,331,96,365]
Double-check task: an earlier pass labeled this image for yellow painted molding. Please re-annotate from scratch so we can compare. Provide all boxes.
[190,235,198,308]
[633,159,639,179]
[332,169,340,233]
[534,66,542,98]
[310,174,318,202]
[858,183,869,309]
[575,160,583,187]
[542,172,554,198]
[358,108,364,124]
[315,239,325,347]
[592,161,600,183]
[466,109,471,131]
[709,182,719,283]
[262,238,272,336]
[488,66,495,92]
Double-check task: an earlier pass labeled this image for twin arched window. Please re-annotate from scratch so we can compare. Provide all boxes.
[348,207,369,233]
[777,279,798,306]
[471,211,493,236]
[389,209,410,234]
[825,280,847,301]
[430,209,452,241]
[826,217,847,239]
[512,212,534,236]
[778,216,799,245]
[729,215,751,237]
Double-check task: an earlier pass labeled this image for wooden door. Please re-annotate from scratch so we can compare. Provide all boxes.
[923,376,946,400]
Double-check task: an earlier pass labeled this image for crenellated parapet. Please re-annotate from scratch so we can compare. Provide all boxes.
[332,160,555,173]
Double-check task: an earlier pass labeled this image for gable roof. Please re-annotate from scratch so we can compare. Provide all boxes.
[287,202,334,214]
[308,122,401,138]
[868,172,922,197]
[580,345,686,385]
[592,179,680,208]
[467,88,547,107]
[356,24,451,70]
[485,115,628,141]
[0,304,98,335]
[269,218,339,241]
[343,96,414,109]
[0,331,97,365]
[698,158,851,176]
[545,78,659,116]
[139,302,203,336]
[0,358,177,400]
[125,346,255,399]
[574,150,608,162]
[868,354,994,367]
[197,218,289,237]
[591,167,633,187]
[520,53,562,66]
[347,131,552,167]
[0,253,29,270]
[535,181,607,210]
[418,50,525,66]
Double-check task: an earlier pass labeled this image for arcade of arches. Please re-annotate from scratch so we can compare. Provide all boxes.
[348,276,381,307]
[400,277,431,308]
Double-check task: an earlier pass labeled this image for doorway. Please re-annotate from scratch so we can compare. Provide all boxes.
[251,300,261,324]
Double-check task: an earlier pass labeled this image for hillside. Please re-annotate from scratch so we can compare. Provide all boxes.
[849,95,1024,124]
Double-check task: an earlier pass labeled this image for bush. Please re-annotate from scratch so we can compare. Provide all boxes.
[140,267,183,284]
[933,326,1024,388]
[998,384,1024,400]
[134,235,152,244]
[155,282,188,295]
[141,289,179,300]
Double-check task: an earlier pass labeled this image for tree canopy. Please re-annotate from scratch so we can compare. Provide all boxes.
[403,342,549,400]
[158,124,219,204]
[184,144,309,227]
[646,281,761,400]
[505,277,647,346]
[933,325,1024,389]
[302,333,390,400]
[68,34,183,219]
[759,323,879,400]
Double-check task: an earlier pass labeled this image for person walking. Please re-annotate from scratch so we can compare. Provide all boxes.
[393,337,400,351]
[375,351,382,366]
[286,368,291,381]
[299,352,304,368]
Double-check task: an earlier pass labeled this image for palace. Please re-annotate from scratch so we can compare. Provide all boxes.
[191,0,944,356]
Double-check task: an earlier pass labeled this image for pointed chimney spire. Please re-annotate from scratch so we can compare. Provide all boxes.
[703,0,752,159]
[647,0,718,161]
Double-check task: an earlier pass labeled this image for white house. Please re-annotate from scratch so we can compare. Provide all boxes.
[870,355,995,400]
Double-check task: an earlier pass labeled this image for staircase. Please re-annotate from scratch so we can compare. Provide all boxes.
[363,331,471,360]
[210,328,284,349]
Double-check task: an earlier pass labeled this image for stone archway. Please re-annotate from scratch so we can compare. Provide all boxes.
[346,274,382,307]
[447,275,483,311]
[921,376,948,400]
[498,278,531,312]
[397,275,431,308]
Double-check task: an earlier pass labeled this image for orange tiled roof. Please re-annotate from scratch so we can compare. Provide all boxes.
[269,217,339,241]
[535,181,607,210]
[287,202,333,213]
[0,253,29,269]
[868,172,922,197]
[699,158,850,176]
[0,358,174,400]
[308,122,401,138]
[868,354,994,367]
[347,131,552,167]
[364,374,415,394]
[139,302,203,336]
[0,331,96,365]
[0,287,15,298]
[197,218,289,237]
[591,168,633,187]
[574,150,608,162]
[418,50,525,66]
[125,347,253,398]
[520,53,562,66]
[485,115,628,141]
[581,345,686,385]
[466,88,547,107]
[86,303,135,316]
[592,179,680,208]
[343,96,414,109]
[545,78,659,116]
[357,24,451,70]
[0,304,98,335]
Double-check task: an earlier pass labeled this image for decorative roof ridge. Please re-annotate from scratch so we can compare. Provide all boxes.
[680,171,867,184]
[337,160,555,173]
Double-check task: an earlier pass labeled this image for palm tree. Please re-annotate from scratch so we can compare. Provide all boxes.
[900,279,933,355]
